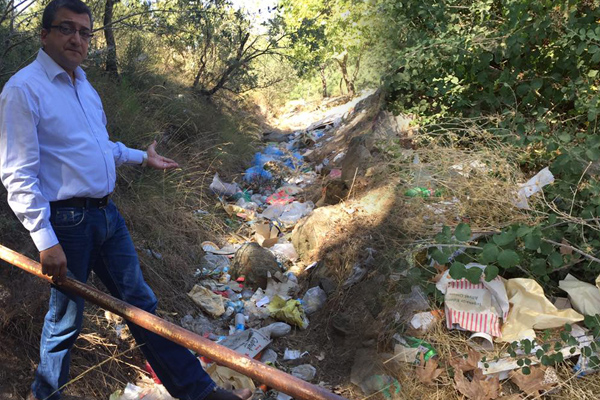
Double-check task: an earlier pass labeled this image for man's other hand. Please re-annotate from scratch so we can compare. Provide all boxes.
[146,140,179,170]
[40,244,67,284]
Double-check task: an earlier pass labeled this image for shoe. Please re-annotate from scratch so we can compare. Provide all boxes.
[204,387,253,400]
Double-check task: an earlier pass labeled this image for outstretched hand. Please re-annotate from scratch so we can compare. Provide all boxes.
[146,140,179,170]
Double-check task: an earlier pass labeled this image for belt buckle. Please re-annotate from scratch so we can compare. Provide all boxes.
[99,195,109,209]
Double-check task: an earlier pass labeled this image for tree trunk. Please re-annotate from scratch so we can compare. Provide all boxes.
[104,0,119,78]
[334,52,355,97]
[319,63,328,98]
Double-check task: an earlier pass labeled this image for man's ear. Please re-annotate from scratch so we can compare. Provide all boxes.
[41,29,48,47]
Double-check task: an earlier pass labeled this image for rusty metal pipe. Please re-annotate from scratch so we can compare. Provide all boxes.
[0,244,347,400]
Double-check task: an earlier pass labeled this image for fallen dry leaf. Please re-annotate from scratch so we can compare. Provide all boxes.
[450,349,482,372]
[497,395,523,400]
[415,353,443,385]
[432,264,448,283]
[454,370,499,400]
[509,366,556,396]
[560,239,573,255]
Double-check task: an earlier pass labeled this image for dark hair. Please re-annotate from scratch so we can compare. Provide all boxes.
[42,0,93,30]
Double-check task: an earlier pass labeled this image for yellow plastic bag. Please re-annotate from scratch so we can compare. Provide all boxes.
[267,295,308,329]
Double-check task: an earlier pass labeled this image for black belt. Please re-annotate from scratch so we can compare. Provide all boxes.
[50,194,110,209]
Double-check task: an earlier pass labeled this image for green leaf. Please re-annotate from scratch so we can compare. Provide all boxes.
[540,241,554,255]
[431,249,450,264]
[541,355,551,366]
[536,349,544,359]
[586,148,600,161]
[498,250,520,268]
[481,243,500,263]
[493,231,516,247]
[516,226,532,237]
[465,267,483,284]
[522,366,531,375]
[565,324,572,332]
[524,358,531,366]
[454,223,472,242]
[558,132,571,142]
[484,265,499,281]
[517,358,524,366]
[531,258,547,276]
[524,233,541,250]
[548,252,563,268]
[449,262,466,280]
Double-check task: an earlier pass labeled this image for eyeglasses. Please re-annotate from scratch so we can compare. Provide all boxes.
[50,24,94,41]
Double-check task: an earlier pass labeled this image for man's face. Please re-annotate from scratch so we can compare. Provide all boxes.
[41,8,91,74]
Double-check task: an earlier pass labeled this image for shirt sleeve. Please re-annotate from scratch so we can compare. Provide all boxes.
[0,86,58,251]
[110,140,145,167]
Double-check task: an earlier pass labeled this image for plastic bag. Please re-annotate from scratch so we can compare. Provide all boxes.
[267,296,309,329]
[302,287,327,314]
[209,174,239,197]
[558,274,600,316]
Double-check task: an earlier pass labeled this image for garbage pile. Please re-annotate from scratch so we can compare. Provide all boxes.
[110,93,372,400]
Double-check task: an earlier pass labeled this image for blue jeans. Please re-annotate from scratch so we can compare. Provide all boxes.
[32,200,215,400]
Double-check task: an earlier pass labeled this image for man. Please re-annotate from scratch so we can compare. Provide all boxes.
[0,1,251,399]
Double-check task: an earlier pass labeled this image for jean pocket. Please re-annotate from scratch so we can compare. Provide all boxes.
[51,207,86,228]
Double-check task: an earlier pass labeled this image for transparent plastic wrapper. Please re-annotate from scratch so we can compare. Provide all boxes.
[302,287,327,314]
[279,201,314,225]
[261,204,286,220]
[291,364,317,382]
[209,173,239,197]
[271,243,298,261]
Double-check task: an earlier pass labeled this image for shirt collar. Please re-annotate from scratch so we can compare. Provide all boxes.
[36,49,87,82]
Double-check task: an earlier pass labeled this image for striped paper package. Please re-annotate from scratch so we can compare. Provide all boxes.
[444,278,509,338]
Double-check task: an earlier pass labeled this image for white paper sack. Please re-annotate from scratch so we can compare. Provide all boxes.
[514,167,554,209]
[437,263,509,337]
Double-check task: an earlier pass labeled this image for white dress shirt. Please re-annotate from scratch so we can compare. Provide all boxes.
[0,49,144,251]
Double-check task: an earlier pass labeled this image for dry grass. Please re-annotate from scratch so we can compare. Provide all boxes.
[381,139,541,240]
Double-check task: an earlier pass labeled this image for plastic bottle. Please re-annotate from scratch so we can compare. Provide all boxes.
[222,306,234,319]
[234,313,246,331]
[225,287,240,301]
